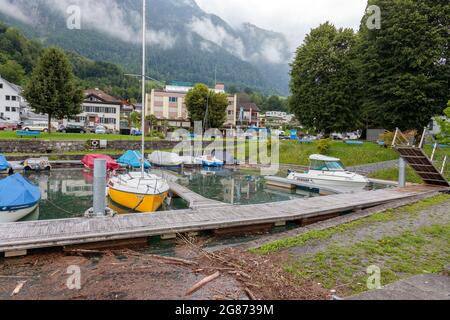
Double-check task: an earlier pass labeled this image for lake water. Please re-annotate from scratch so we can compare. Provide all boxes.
[20,168,313,222]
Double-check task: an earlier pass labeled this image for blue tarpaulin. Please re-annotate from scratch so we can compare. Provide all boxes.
[117,150,151,169]
[0,174,41,211]
[0,155,10,171]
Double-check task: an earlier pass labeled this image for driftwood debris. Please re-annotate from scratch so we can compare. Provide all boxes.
[11,281,27,296]
[186,272,220,296]
[244,288,257,300]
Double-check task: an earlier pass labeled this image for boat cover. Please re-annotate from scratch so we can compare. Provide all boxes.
[0,174,41,210]
[81,154,121,171]
[117,151,151,169]
[0,155,10,171]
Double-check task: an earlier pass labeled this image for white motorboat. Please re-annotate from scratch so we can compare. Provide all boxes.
[195,155,224,167]
[149,151,183,167]
[287,154,369,193]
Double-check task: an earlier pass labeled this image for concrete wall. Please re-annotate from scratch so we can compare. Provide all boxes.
[0,139,182,154]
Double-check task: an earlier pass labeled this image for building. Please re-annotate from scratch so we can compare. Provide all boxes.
[65,89,122,132]
[260,111,296,128]
[146,82,238,129]
[236,102,260,128]
[0,75,24,122]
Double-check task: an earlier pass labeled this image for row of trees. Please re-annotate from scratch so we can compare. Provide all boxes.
[289,0,449,134]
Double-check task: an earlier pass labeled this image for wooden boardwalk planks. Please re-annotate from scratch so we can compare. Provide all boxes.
[0,186,446,253]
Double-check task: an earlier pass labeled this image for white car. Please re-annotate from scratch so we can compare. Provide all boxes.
[22,123,56,132]
[95,126,107,134]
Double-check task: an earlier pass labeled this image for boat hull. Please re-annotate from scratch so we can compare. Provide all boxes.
[288,173,369,193]
[108,188,167,213]
[0,203,38,223]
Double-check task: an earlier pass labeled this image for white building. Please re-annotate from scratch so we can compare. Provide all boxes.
[65,88,122,132]
[0,75,23,122]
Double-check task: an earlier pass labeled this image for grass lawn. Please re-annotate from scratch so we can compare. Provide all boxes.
[369,166,423,183]
[0,131,161,141]
[278,140,398,166]
[251,194,450,295]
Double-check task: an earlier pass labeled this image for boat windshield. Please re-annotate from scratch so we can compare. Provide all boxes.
[310,160,346,171]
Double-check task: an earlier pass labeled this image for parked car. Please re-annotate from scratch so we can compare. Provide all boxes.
[0,120,19,131]
[22,122,56,132]
[58,124,87,134]
[95,125,107,134]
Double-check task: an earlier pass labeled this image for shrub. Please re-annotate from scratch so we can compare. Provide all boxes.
[315,138,332,155]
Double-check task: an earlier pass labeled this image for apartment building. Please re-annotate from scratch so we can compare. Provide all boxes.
[146,82,238,129]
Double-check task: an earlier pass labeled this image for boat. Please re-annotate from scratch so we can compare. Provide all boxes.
[0,174,41,223]
[0,155,13,175]
[107,0,169,213]
[108,172,170,213]
[118,150,151,169]
[196,155,224,167]
[287,154,370,193]
[81,154,121,171]
[148,151,182,167]
[23,157,52,172]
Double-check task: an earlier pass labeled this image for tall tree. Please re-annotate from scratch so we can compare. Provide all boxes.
[23,48,83,133]
[185,83,228,129]
[289,22,361,135]
[359,0,449,131]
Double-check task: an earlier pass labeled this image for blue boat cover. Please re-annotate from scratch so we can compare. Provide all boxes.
[0,174,41,210]
[0,155,10,171]
[117,150,151,169]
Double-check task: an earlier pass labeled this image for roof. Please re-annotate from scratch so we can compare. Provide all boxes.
[239,102,260,112]
[0,75,22,94]
[84,89,121,104]
[309,154,341,162]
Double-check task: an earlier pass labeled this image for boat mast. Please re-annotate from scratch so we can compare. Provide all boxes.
[141,0,146,177]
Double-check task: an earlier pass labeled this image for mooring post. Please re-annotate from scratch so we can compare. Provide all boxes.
[398,157,406,188]
[93,159,107,216]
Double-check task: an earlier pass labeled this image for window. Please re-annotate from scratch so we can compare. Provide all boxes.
[5,107,10,112]
[0,83,3,89]
[12,96,17,101]
[11,107,17,112]
[5,95,10,100]
[169,97,178,103]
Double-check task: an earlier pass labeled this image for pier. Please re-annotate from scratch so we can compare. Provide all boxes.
[0,185,447,255]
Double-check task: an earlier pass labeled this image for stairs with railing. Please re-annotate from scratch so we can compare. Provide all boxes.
[392,128,449,187]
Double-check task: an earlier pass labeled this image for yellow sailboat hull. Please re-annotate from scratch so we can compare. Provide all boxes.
[108,188,167,213]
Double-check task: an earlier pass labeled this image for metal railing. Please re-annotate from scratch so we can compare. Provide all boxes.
[417,128,449,179]
[391,128,416,147]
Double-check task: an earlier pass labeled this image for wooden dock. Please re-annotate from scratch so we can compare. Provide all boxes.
[0,185,446,255]
[168,181,231,209]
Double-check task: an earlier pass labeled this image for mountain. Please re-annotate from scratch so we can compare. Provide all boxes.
[0,0,293,95]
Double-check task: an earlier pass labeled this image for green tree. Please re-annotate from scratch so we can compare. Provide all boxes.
[289,22,361,135]
[23,48,83,134]
[130,111,141,128]
[359,0,449,131]
[0,60,26,85]
[146,114,158,136]
[185,83,228,129]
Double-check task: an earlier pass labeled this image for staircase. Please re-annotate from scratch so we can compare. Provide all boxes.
[392,128,449,187]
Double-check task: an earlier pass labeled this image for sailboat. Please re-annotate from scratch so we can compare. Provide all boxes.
[108,0,169,213]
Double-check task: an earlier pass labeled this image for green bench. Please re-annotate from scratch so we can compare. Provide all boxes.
[16,130,41,138]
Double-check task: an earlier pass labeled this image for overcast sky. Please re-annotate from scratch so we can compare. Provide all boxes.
[196,0,368,47]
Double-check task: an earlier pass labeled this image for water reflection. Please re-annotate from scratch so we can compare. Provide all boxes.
[179,168,315,205]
